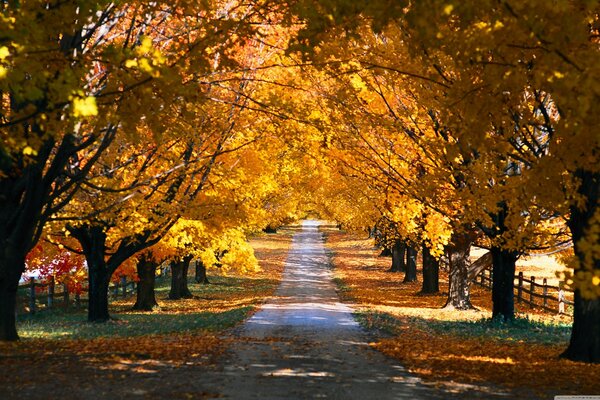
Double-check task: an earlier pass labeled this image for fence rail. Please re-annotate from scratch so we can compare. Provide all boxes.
[16,276,137,316]
[474,269,573,315]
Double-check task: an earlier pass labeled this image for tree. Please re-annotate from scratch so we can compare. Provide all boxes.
[420,244,439,294]
[43,0,289,324]
[132,251,160,311]
[289,0,600,360]
[403,245,418,283]
[0,1,145,339]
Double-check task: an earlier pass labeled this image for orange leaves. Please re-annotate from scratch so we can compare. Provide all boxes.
[326,227,600,398]
[374,329,600,399]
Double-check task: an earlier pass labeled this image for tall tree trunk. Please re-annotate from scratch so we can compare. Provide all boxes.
[379,247,392,257]
[491,246,518,321]
[389,240,406,272]
[0,136,67,339]
[133,253,159,311]
[169,255,193,299]
[70,225,112,322]
[444,231,474,310]
[421,244,439,294]
[88,264,111,322]
[562,169,600,362]
[195,260,210,284]
[403,246,418,282]
[0,251,25,340]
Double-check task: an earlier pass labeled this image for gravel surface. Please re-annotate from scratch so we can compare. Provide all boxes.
[205,220,507,399]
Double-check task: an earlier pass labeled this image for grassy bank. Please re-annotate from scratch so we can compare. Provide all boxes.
[323,226,599,399]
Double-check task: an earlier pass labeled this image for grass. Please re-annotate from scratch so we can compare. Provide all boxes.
[17,306,254,340]
[323,227,600,399]
[355,310,571,345]
[14,229,293,341]
[15,274,269,340]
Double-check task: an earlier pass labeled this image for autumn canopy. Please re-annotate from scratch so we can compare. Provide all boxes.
[1,0,600,363]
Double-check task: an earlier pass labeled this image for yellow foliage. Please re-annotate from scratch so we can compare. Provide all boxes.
[71,96,98,118]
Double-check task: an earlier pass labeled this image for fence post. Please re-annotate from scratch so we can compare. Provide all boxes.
[558,289,565,314]
[517,272,523,303]
[481,269,492,288]
[530,276,535,307]
[543,278,548,309]
[121,276,127,297]
[29,278,36,314]
[63,283,69,309]
[47,276,55,309]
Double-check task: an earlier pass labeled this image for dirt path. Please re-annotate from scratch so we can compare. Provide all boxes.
[205,220,503,399]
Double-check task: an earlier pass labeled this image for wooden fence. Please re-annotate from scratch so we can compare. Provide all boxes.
[474,269,574,315]
[16,276,137,316]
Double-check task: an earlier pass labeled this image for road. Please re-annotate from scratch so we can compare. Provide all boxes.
[206,220,505,399]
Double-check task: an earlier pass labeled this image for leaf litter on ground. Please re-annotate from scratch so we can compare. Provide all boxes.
[322,227,600,399]
[1,229,293,399]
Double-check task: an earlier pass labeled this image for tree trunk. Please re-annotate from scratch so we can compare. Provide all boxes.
[133,253,159,311]
[379,247,392,257]
[169,255,193,299]
[389,240,406,272]
[403,246,418,282]
[87,264,111,322]
[562,169,600,362]
[67,224,113,322]
[263,225,277,234]
[195,260,210,284]
[73,225,112,322]
[444,231,474,310]
[421,244,439,294]
[491,246,518,321]
[0,251,25,340]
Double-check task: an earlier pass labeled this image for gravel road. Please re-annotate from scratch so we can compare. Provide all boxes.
[205,220,507,399]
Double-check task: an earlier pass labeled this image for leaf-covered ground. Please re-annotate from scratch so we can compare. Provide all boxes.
[323,227,600,399]
[0,230,292,399]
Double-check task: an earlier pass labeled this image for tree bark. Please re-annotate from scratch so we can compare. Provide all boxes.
[169,255,193,299]
[491,246,518,321]
[195,260,210,284]
[444,231,474,310]
[379,247,392,257]
[69,225,112,322]
[403,246,418,282]
[133,253,159,311]
[421,244,439,294]
[68,223,158,322]
[389,240,406,272]
[87,264,111,322]
[0,251,25,340]
[0,136,76,339]
[562,169,600,362]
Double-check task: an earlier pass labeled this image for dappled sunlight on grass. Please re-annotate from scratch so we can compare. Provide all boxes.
[323,228,600,399]
[3,229,294,397]
[17,230,292,341]
[324,227,573,326]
